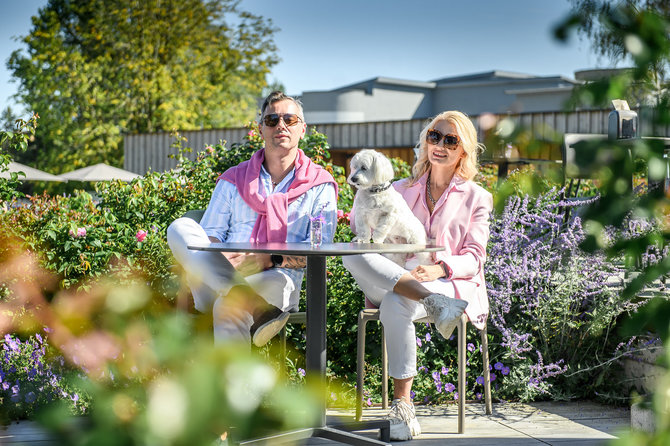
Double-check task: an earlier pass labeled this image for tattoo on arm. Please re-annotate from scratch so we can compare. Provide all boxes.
[281,255,306,269]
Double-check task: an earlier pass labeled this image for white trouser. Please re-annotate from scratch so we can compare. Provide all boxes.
[342,254,455,379]
[166,218,297,344]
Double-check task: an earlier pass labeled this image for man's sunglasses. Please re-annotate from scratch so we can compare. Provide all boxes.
[261,113,303,127]
[426,129,461,149]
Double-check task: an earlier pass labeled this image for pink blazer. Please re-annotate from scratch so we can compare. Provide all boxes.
[394,174,493,329]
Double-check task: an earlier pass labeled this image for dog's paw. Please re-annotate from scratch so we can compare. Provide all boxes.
[416,252,433,265]
[352,236,368,243]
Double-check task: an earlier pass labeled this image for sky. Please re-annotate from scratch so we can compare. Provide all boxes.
[0,0,613,116]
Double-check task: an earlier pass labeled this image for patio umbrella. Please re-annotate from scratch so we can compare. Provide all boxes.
[0,161,66,182]
[58,163,140,182]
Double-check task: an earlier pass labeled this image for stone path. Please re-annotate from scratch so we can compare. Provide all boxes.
[0,401,631,445]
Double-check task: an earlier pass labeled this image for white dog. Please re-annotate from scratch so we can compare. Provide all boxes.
[348,149,432,266]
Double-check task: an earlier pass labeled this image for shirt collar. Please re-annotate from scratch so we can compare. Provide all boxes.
[260,164,296,193]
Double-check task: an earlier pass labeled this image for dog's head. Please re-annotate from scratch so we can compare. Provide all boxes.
[347,149,395,190]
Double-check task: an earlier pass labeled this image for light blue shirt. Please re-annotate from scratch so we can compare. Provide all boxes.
[200,163,338,288]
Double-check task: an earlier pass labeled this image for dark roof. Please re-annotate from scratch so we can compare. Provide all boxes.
[327,76,436,94]
[431,70,536,84]
[304,70,581,95]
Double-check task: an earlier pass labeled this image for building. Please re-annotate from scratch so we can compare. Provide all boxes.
[124,70,612,176]
[300,70,583,124]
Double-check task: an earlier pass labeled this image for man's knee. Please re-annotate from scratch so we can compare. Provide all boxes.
[167,217,196,243]
[167,217,207,260]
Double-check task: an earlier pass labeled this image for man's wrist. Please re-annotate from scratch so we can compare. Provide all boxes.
[271,254,283,268]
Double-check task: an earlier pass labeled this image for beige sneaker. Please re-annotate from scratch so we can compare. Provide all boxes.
[422,293,468,339]
[386,398,421,441]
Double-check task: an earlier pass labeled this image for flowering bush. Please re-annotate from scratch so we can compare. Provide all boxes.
[0,332,87,421]
[486,188,637,401]
[2,122,350,295]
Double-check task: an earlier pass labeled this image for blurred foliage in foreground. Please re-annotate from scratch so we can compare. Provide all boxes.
[557,1,670,443]
[0,243,321,445]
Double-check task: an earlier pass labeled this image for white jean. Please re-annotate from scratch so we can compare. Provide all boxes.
[166,218,298,345]
[342,254,455,379]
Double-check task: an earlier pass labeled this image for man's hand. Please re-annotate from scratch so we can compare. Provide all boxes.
[225,252,272,276]
[410,264,444,282]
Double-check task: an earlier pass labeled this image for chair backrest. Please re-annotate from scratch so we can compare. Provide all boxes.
[182,209,205,224]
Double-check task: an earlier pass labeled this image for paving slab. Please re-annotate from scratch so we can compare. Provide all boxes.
[310,401,631,445]
[0,401,631,445]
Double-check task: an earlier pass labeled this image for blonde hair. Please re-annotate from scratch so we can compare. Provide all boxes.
[409,110,484,184]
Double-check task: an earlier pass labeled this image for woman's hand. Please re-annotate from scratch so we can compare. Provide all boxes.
[410,264,445,282]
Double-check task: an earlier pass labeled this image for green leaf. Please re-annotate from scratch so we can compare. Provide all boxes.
[7,0,279,172]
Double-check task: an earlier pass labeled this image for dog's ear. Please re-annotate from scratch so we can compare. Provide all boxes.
[375,151,395,183]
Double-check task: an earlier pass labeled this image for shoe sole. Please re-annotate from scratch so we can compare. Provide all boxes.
[409,417,421,437]
[389,423,413,441]
[388,419,421,441]
[252,311,290,347]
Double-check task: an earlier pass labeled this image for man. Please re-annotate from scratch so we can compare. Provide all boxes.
[167,91,338,347]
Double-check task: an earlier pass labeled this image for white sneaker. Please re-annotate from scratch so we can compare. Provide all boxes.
[386,398,421,441]
[250,309,290,347]
[422,293,468,339]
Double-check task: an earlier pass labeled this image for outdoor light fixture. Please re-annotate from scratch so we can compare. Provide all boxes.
[608,99,638,140]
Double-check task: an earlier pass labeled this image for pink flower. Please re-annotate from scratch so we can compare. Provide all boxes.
[136,230,148,242]
[248,130,255,137]
[336,210,350,222]
[69,227,86,238]
[205,145,214,154]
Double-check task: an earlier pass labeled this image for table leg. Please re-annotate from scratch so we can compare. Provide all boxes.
[305,255,327,426]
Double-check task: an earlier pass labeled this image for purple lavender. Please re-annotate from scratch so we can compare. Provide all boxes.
[485,188,636,400]
[0,333,87,419]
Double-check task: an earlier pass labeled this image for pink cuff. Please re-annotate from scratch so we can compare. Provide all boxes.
[436,260,453,280]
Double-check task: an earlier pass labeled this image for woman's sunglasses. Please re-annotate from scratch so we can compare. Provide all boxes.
[262,113,303,127]
[426,129,461,150]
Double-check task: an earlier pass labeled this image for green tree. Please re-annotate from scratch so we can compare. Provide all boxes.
[1,107,18,132]
[561,0,670,105]
[0,113,38,202]
[7,0,279,172]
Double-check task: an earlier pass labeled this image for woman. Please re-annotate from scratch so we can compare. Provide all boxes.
[342,110,493,441]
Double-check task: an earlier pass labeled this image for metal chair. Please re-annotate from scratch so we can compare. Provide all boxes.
[356,308,493,433]
[181,209,206,223]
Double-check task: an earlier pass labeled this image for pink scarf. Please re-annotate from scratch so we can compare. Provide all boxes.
[218,148,338,243]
